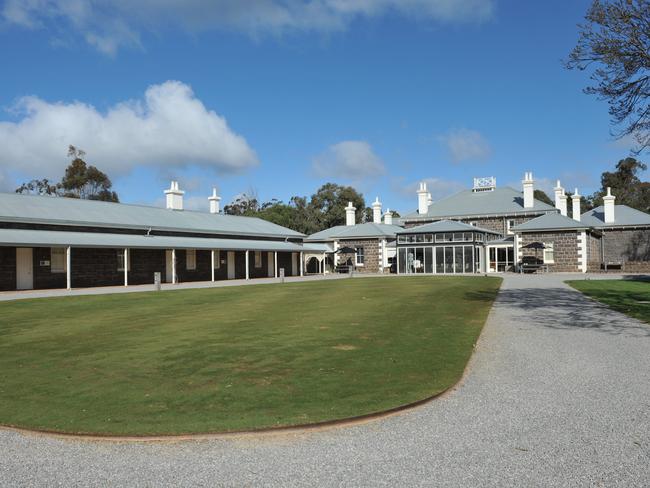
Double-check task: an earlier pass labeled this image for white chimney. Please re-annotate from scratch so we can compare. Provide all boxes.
[522,172,534,209]
[427,192,432,206]
[571,188,581,222]
[383,208,393,225]
[603,187,616,224]
[208,187,221,214]
[417,182,429,215]
[372,197,382,224]
[554,180,567,217]
[345,201,356,226]
[165,180,184,210]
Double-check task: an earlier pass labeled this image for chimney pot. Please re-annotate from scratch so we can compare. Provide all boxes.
[417,181,429,215]
[164,180,185,210]
[345,201,356,226]
[522,171,534,208]
[603,187,616,223]
[209,187,221,214]
[383,208,393,226]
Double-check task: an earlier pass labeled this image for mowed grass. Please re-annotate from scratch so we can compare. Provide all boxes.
[568,279,650,324]
[0,276,501,435]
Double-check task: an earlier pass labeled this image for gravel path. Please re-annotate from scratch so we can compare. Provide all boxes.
[2,274,649,487]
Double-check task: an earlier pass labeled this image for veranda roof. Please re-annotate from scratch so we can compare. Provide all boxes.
[0,228,306,252]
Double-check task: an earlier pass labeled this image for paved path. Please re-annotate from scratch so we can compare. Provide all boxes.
[1,274,649,487]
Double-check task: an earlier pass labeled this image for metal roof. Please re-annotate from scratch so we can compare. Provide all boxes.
[0,192,304,238]
[302,243,333,252]
[397,219,500,235]
[512,213,589,232]
[580,205,650,228]
[0,228,306,252]
[305,222,403,241]
[402,187,557,221]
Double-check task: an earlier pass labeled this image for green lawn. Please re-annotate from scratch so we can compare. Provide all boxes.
[0,276,500,435]
[568,279,650,324]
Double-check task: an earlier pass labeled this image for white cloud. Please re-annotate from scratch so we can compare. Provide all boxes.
[2,0,496,54]
[438,128,492,163]
[0,80,258,181]
[312,140,385,180]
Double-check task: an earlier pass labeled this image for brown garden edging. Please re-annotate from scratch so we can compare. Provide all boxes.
[0,279,502,443]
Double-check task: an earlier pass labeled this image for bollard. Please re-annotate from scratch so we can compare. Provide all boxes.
[279,268,285,283]
[154,272,161,291]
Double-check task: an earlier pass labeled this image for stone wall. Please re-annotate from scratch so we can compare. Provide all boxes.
[520,231,579,272]
[338,238,380,273]
[404,214,544,236]
[602,229,650,263]
[0,247,16,291]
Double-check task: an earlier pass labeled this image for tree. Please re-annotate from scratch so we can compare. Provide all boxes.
[16,145,119,202]
[308,183,367,229]
[15,178,58,196]
[589,157,650,212]
[223,193,260,216]
[534,189,554,206]
[59,146,119,202]
[566,0,650,152]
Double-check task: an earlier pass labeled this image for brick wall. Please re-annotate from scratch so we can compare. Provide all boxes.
[0,247,16,291]
[520,231,579,272]
[338,238,381,273]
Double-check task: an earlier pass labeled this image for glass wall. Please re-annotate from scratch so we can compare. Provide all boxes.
[398,245,479,274]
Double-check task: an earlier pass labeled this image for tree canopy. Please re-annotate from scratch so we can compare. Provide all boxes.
[16,146,119,202]
[588,157,650,212]
[566,0,650,152]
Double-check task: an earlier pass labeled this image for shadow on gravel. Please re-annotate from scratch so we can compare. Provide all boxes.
[466,287,650,338]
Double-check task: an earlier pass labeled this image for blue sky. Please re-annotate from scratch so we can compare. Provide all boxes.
[0,0,636,215]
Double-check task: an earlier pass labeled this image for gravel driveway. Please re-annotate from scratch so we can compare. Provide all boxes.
[1,274,649,487]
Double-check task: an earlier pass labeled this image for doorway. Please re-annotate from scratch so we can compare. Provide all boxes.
[16,248,34,290]
[227,252,235,279]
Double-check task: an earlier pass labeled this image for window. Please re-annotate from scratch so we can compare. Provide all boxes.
[469,222,477,227]
[51,247,66,273]
[543,242,554,264]
[117,249,131,272]
[355,247,365,266]
[506,219,516,235]
[398,235,408,244]
[254,251,262,268]
[186,249,196,270]
[213,250,220,269]
[453,233,464,242]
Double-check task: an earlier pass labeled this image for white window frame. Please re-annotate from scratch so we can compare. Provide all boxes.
[186,249,196,270]
[355,247,365,266]
[50,247,67,273]
[117,249,131,272]
[254,251,262,268]
[506,219,516,235]
[543,242,555,264]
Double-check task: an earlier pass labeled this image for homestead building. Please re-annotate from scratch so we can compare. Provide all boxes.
[304,197,402,273]
[398,173,650,274]
[0,181,306,292]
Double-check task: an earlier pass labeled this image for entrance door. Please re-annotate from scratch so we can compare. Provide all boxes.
[267,251,274,277]
[16,248,34,290]
[165,250,174,283]
[227,252,235,279]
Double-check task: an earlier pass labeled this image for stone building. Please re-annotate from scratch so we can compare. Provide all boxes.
[0,181,306,292]
[304,198,402,273]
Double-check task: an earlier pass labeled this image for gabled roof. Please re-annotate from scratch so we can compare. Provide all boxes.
[0,192,303,238]
[397,219,499,235]
[580,205,650,228]
[402,187,557,221]
[305,222,402,241]
[513,212,589,232]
